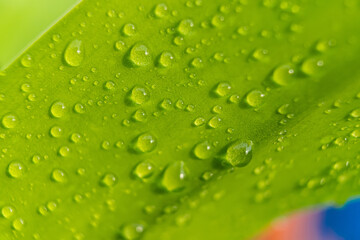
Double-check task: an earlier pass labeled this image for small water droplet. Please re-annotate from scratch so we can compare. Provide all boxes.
[350,108,360,118]
[120,223,145,240]
[122,23,137,36]
[246,90,265,107]
[128,86,150,105]
[100,173,117,187]
[1,113,18,129]
[12,218,24,231]
[64,39,84,67]
[21,54,32,67]
[50,126,63,138]
[154,3,169,18]
[201,171,214,181]
[132,133,157,153]
[133,160,155,180]
[128,43,151,67]
[208,116,222,128]
[301,58,324,75]
[193,141,213,159]
[51,169,67,183]
[74,103,85,114]
[272,64,295,86]
[115,40,126,51]
[132,109,147,122]
[1,206,15,219]
[213,82,231,97]
[50,101,66,118]
[277,104,289,115]
[70,133,81,143]
[157,51,174,68]
[193,117,205,127]
[104,81,116,90]
[177,19,194,35]
[160,161,188,192]
[219,140,253,167]
[7,161,25,178]
[58,146,70,157]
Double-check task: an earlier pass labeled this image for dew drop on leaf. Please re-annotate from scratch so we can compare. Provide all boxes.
[272,64,295,86]
[7,161,25,178]
[120,223,145,240]
[193,141,213,159]
[133,160,155,180]
[160,161,188,192]
[1,113,18,129]
[220,140,253,167]
[50,101,66,118]
[246,90,265,107]
[64,39,84,67]
[128,43,151,67]
[132,133,157,153]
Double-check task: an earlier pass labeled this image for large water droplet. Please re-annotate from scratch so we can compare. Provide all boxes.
[128,43,151,67]
[160,161,188,192]
[64,39,84,67]
[132,133,157,153]
[12,218,24,231]
[301,57,324,75]
[50,126,63,138]
[21,54,33,68]
[1,206,15,219]
[219,140,253,167]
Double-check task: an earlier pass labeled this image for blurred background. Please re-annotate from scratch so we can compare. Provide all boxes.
[1,1,359,239]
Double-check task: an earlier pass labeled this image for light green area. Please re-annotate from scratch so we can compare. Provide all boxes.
[0,0,80,69]
[1,0,360,239]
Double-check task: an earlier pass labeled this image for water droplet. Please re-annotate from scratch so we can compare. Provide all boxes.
[212,105,222,114]
[1,206,15,219]
[277,104,290,115]
[1,113,18,129]
[211,14,225,27]
[132,109,147,122]
[157,51,174,68]
[201,171,214,181]
[190,57,203,68]
[208,116,222,128]
[128,43,151,67]
[228,94,240,104]
[51,169,67,183]
[47,201,57,211]
[12,218,24,231]
[32,155,41,164]
[246,90,265,107]
[64,39,84,67]
[100,173,117,187]
[219,140,253,167]
[160,98,173,110]
[301,57,324,75]
[7,161,25,178]
[21,83,31,92]
[175,99,185,109]
[38,205,48,216]
[122,23,136,36]
[193,141,213,159]
[70,133,81,143]
[21,54,32,67]
[128,86,150,105]
[74,103,85,114]
[154,3,169,18]
[132,133,157,153]
[350,108,360,118]
[58,146,70,157]
[177,19,194,35]
[272,64,295,86]
[252,48,269,61]
[115,40,126,51]
[50,101,66,118]
[133,161,155,180]
[104,81,116,90]
[120,223,145,240]
[160,161,188,192]
[193,117,205,127]
[351,129,360,138]
[213,82,231,97]
[50,126,63,138]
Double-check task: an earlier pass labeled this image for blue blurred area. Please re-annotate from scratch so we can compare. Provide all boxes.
[321,198,360,240]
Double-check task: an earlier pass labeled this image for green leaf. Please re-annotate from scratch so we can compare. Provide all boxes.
[1,0,360,239]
